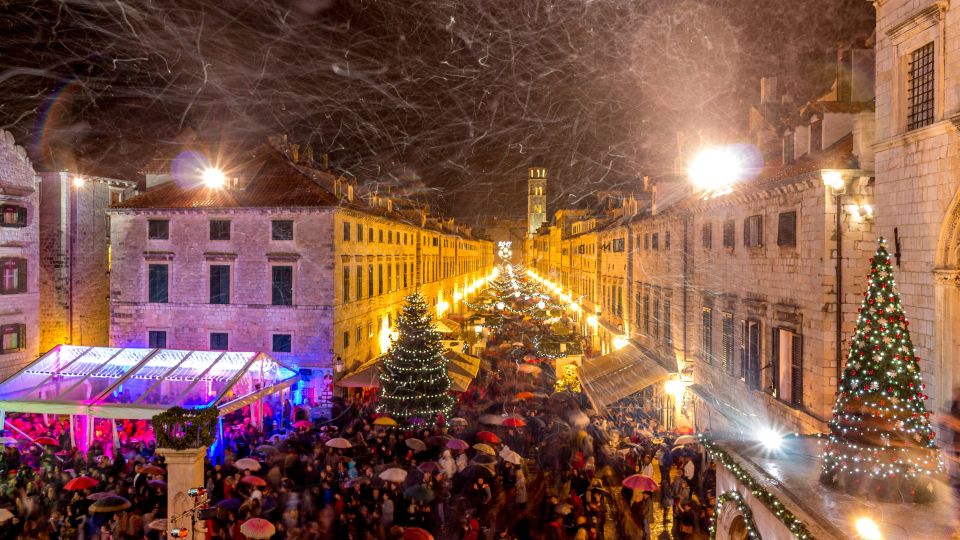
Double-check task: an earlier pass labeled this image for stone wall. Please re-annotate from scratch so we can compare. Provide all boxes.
[0,130,40,379]
[873,0,960,416]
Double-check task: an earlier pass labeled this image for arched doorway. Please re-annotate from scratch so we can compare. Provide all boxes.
[714,491,761,540]
[934,188,960,418]
[727,515,748,540]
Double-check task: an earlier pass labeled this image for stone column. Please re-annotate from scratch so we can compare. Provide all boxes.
[156,447,207,540]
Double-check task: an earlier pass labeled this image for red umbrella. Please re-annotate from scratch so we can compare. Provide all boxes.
[293,420,312,429]
[64,476,99,491]
[34,436,58,446]
[140,464,165,476]
[515,391,535,400]
[476,431,500,444]
[622,474,658,492]
[239,517,276,539]
[503,417,526,427]
[241,475,267,487]
[403,527,435,540]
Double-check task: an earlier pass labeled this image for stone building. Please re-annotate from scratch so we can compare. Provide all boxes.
[873,0,960,446]
[38,172,138,352]
[0,130,40,379]
[109,143,493,402]
[527,166,547,236]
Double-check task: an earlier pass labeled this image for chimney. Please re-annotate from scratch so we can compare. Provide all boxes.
[760,77,778,104]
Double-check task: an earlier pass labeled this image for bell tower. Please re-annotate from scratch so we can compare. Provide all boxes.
[527,165,547,236]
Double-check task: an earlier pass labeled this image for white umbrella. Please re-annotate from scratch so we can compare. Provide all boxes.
[0,508,13,522]
[674,435,699,446]
[378,468,408,483]
[479,414,504,426]
[500,449,523,465]
[325,437,353,449]
[234,458,261,471]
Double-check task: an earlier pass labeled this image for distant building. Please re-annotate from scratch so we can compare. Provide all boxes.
[527,166,547,236]
[109,142,493,404]
[38,172,138,352]
[0,130,39,379]
[479,216,526,264]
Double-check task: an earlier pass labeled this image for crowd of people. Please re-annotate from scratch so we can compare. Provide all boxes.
[0,269,719,540]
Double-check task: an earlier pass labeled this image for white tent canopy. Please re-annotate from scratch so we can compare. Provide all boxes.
[0,345,299,419]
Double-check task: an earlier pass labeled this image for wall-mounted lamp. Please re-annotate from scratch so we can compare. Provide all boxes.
[848,203,874,222]
[821,170,846,193]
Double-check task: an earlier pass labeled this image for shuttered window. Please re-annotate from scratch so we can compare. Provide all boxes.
[148,264,168,303]
[744,215,763,247]
[148,220,169,240]
[772,328,804,407]
[702,223,712,249]
[272,220,293,241]
[0,324,25,353]
[722,221,735,248]
[652,295,660,339]
[209,220,231,240]
[777,211,797,247]
[271,266,293,305]
[741,320,761,389]
[148,331,167,348]
[209,265,230,304]
[210,333,228,351]
[721,313,734,374]
[663,298,672,345]
[343,266,350,303]
[0,258,27,294]
[1,204,28,227]
[701,308,713,364]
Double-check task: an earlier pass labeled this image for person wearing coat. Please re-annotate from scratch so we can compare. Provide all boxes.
[515,468,528,507]
[440,449,457,478]
[455,451,468,473]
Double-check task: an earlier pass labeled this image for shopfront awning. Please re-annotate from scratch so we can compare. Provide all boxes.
[579,343,670,410]
[337,350,480,392]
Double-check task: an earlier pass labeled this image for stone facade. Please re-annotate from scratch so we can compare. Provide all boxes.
[108,146,494,401]
[0,130,40,380]
[38,172,137,352]
[873,0,960,428]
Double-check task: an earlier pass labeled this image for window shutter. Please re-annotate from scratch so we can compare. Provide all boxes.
[791,335,804,407]
[771,329,780,397]
[16,259,27,293]
[778,212,797,246]
[17,206,27,226]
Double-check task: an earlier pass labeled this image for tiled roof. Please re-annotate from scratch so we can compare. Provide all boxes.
[115,148,340,209]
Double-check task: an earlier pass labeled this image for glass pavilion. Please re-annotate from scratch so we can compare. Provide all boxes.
[0,345,299,453]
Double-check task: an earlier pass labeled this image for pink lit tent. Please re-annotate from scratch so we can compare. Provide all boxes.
[0,345,299,452]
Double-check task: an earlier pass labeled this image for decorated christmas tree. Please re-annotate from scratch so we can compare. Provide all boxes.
[820,238,943,501]
[377,291,455,425]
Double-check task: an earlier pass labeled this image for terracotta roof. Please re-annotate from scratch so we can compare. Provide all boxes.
[115,148,339,209]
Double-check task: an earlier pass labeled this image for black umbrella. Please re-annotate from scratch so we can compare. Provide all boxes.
[215,498,242,510]
[89,495,131,513]
[459,464,494,481]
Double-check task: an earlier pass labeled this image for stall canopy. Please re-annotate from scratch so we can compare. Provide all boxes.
[337,350,480,392]
[579,343,670,410]
[0,345,300,419]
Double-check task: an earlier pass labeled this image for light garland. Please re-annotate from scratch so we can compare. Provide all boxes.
[820,238,943,499]
[711,491,760,540]
[700,437,814,539]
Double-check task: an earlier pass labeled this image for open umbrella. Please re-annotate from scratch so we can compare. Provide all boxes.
[405,438,427,452]
[241,475,267,487]
[373,417,397,426]
[622,474,658,492]
[140,464,165,476]
[293,420,312,429]
[234,458,261,471]
[148,479,167,489]
[514,391,536,400]
[215,498,243,510]
[418,461,442,473]
[426,435,450,446]
[0,508,14,522]
[87,492,118,501]
[404,485,435,502]
[459,464,494,481]
[478,414,504,426]
[240,517,276,539]
[472,454,497,465]
[517,364,541,375]
[64,476,99,491]
[378,468,408,483]
[503,417,526,427]
[500,449,523,465]
[90,495,131,513]
[255,444,278,455]
[34,436,58,446]
[147,519,167,531]
[449,417,469,427]
[325,438,353,449]
[402,527,435,540]
[673,435,699,446]
[554,503,573,515]
[476,431,501,444]
[0,437,17,445]
[674,426,695,435]
[472,443,495,456]
[446,439,469,451]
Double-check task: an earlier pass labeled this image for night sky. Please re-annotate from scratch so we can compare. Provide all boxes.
[0,0,873,220]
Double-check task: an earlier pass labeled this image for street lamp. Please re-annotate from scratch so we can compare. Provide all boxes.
[854,517,882,540]
[72,176,86,188]
[822,169,846,385]
[333,355,344,374]
[201,167,227,188]
[688,147,744,193]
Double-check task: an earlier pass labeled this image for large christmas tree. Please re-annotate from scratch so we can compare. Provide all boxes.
[377,291,455,425]
[820,238,943,501]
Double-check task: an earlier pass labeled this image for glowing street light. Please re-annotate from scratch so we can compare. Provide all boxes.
[854,517,882,540]
[689,147,743,193]
[821,170,846,192]
[757,427,784,451]
[72,176,86,188]
[202,167,227,188]
[612,335,628,350]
